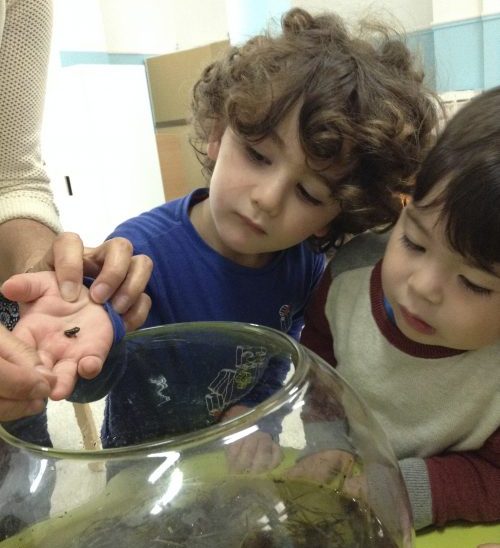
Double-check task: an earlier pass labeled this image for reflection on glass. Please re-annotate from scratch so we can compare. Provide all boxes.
[0,322,414,547]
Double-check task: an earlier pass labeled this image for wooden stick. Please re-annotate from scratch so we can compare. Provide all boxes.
[72,402,104,471]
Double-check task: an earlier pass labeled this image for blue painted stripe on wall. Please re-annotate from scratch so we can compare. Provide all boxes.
[483,15,500,88]
[409,14,500,92]
[433,18,484,92]
[407,29,436,89]
[60,51,148,67]
[61,13,499,92]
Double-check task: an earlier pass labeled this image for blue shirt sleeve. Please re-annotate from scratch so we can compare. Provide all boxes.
[68,278,126,403]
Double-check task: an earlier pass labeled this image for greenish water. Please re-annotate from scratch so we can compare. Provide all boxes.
[2,477,397,547]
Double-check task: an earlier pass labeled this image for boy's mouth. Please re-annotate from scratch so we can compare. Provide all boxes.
[237,214,267,235]
[399,305,436,335]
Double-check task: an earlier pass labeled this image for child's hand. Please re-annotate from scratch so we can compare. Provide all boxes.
[286,449,354,485]
[225,430,283,473]
[222,404,283,473]
[1,271,114,401]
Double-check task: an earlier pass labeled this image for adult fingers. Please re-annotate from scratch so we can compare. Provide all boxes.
[0,397,47,422]
[39,232,84,302]
[1,272,52,303]
[0,328,55,400]
[77,355,104,380]
[49,358,79,401]
[107,254,153,316]
[121,292,152,332]
[0,353,47,394]
[0,329,55,421]
[82,238,134,303]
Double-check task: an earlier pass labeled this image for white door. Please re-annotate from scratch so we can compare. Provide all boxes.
[43,64,164,246]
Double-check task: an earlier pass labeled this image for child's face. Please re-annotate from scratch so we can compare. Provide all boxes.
[382,202,500,350]
[199,106,341,267]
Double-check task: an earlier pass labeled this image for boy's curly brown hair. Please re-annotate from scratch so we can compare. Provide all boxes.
[190,8,439,250]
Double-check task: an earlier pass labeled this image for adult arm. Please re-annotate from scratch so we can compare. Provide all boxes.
[0,0,152,325]
[0,1,150,422]
[0,0,58,286]
[0,0,59,420]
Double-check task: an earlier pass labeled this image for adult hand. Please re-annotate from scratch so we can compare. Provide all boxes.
[0,324,56,421]
[2,271,114,401]
[27,232,153,331]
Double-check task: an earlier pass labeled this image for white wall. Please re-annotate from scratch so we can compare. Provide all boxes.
[432,0,481,23]
[293,0,433,31]
[52,0,499,55]
[52,0,107,51]
[53,0,438,55]
[53,0,229,55]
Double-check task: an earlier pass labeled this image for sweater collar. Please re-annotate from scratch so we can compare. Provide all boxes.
[370,261,464,359]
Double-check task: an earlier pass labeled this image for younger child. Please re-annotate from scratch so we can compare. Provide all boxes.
[299,86,500,529]
[3,9,437,463]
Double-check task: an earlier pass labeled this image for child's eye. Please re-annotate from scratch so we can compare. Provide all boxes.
[245,145,270,165]
[459,275,492,296]
[400,234,425,252]
[297,183,323,206]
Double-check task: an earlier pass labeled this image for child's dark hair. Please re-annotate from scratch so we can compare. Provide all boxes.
[190,7,438,249]
[414,86,500,270]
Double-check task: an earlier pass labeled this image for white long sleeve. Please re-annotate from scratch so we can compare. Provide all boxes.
[0,0,61,232]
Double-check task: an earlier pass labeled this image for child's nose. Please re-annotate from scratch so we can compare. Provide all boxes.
[407,267,443,305]
[251,181,285,216]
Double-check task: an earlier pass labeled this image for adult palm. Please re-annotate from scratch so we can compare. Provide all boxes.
[1,272,114,401]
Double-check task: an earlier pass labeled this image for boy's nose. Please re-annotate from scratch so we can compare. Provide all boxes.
[407,267,443,305]
[250,181,284,216]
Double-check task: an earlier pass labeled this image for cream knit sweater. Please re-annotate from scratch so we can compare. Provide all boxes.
[0,0,61,232]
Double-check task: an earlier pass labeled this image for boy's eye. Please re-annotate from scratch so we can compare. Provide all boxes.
[297,183,323,206]
[245,146,270,165]
[459,275,492,296]
[400,234,425,253]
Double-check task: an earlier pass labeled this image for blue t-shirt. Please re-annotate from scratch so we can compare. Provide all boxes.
[113,188,324,338]
[77,188,325,446]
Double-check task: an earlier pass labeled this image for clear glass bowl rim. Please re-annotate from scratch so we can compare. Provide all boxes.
[0,321,315,460]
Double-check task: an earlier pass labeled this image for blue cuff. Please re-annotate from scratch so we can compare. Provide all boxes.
[83,277,126,345]
[68,278,127,403]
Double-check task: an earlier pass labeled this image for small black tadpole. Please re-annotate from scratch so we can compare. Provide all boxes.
[64,327,80,338]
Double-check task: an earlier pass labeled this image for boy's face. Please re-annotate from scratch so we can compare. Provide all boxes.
[382,202,500,350]
[197,105,341,267]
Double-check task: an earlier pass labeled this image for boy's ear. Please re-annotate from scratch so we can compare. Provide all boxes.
[207,139,221,161]
[207,121,224,161]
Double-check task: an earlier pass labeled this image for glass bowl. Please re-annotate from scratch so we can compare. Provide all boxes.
[0,322,413,547]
